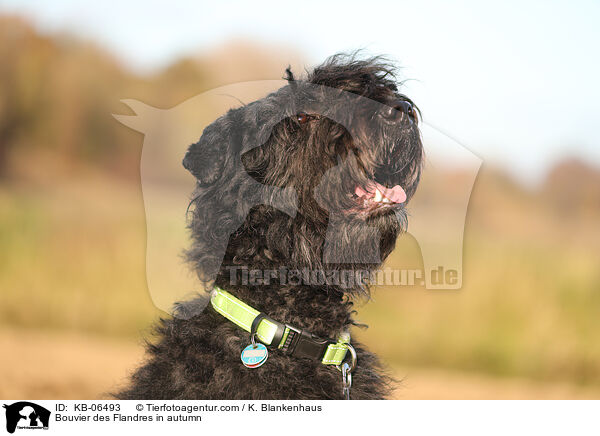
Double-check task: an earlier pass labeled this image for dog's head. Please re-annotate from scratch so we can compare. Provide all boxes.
[184,53,423,290]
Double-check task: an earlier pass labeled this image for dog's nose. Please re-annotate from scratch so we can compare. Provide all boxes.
[381,100,416,122]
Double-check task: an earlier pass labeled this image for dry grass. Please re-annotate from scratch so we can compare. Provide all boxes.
[2,328,598,400]
[2,13,599,400]
[1,171,600,398]
[0,178,161,337]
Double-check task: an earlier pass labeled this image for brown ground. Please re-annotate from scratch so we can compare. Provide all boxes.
[1,328,599,400]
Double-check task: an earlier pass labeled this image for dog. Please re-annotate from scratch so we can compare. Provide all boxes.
[117,53,423,400]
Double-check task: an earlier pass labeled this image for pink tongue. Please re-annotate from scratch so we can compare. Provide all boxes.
[378,183,407,203]
[355,182,407,204]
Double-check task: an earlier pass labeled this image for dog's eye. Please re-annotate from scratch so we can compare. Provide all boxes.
[296,112,310,124]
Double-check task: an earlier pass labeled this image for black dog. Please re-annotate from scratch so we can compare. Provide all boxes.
[117,53,423,400]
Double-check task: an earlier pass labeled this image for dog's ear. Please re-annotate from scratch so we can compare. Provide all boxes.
[182,121,229,185]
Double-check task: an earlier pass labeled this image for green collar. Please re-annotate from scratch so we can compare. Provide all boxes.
[210,287,352,366]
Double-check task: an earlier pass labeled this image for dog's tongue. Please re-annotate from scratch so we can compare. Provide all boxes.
[378,183,407,203]
[355,181,407,204]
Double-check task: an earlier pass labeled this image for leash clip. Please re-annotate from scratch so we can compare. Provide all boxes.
[337,343,357,400]
[341,362,352,400]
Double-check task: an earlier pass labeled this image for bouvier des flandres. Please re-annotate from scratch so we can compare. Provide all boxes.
[117,53,423,400]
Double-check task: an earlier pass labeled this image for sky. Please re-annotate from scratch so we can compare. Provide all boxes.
[2,0,599,184]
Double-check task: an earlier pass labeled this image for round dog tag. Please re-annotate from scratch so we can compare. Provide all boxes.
[241,343,268,368]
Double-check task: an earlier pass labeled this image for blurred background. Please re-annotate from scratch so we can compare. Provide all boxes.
[1,0,599,399]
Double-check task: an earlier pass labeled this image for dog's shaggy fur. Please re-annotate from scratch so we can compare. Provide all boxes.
[117,53,423,400]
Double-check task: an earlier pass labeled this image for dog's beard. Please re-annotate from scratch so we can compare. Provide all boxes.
[321,210,402,268]
[305,132,417,278]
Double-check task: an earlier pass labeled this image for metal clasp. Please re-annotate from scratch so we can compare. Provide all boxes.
[341,362,352,400]
[337,343,357,400]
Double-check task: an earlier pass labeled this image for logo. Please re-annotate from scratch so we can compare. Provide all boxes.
[2,402,50,434]
[114,82,481,315]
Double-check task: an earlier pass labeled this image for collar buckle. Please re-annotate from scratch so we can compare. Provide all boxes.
[280,324,301,353]
[281,325,336,360]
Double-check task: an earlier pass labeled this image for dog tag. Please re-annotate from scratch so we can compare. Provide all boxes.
[241,343,268,368]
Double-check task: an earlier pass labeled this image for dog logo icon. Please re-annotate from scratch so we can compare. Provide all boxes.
[2,402,50,434]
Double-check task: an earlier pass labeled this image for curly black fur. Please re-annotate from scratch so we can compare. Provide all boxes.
[117,53,423,400]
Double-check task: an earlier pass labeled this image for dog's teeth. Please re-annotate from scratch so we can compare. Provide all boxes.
[374,189,383,202]
[382,197,391,204]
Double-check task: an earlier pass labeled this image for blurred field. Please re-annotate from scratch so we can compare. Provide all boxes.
[0,177,160,337]
[3,327,600,399]
[1,15,600,399]
[1,168,599,399]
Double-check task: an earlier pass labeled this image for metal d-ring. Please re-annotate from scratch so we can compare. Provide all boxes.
[337,343,357,374]
[250,313,269,349]
[341,362,352,400]
[337,344,357,400]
